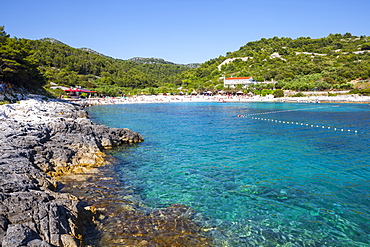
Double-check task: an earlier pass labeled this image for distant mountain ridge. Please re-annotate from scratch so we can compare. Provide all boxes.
[128,57,176,65]
[39,38,199,67]
[40,38,110,58]
[128,57,201,68]
[39,38,67,46]
[0,33,191,94]
[79,47,110,58]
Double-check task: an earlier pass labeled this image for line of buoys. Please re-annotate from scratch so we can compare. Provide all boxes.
[238,105,337,118]
[249,116,358,134]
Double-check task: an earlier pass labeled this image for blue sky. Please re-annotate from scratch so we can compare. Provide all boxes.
[1,0,369,64]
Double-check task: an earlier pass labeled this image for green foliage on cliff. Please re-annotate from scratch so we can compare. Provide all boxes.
[0,27,45,91]
[30,38,190,95]
[0,27,191,95]
[179,33,370,92]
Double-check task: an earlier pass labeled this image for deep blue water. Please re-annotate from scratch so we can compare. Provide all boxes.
[88,102,370,246]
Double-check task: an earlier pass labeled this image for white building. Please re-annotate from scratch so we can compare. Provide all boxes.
[224,77,255,88]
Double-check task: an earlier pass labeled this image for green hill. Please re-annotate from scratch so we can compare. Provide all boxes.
[1,25,369,98]
[178,33,370,93]
[31,38,191,95]
[0,26,191,97]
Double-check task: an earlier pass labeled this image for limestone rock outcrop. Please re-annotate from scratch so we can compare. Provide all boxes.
[0,99,143,246]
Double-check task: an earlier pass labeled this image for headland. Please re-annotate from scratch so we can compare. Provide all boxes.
[0,98,143,246]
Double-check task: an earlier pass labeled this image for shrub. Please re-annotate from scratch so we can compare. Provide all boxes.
[339,83,353,89]
[261,89,273,96]
[290,92,305,97]
[273,89,284,98]
[359,89,370,96]
[349,89,360,94]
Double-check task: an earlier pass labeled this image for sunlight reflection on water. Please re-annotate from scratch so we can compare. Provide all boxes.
[88,102,370,246]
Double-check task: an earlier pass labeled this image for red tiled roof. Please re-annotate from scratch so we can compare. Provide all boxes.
[225,77,252,80]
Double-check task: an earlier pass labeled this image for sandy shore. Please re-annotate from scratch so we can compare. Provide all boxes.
[65,94,370,106]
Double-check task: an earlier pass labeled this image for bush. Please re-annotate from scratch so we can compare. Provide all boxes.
[359,88,370,96]
[0,100,10,105]
[349,89,360,94]
[261,89,273,96]
[273,89,284,98]
[290,92,305,97]
[339,83,353,89]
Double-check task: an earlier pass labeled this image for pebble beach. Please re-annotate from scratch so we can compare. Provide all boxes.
[65,94,370,106]
[0,93,369,246]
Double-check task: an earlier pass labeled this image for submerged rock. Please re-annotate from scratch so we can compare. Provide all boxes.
[0,99,143,246]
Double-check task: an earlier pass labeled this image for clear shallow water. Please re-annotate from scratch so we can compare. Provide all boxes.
[88,102,370,246]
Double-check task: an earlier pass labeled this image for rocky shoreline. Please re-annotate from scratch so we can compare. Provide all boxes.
[0,99,143,246]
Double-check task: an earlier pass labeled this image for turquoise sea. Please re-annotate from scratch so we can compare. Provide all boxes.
[88,102,370,246]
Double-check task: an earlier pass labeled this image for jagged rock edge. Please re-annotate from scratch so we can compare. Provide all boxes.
[0,99,143,246]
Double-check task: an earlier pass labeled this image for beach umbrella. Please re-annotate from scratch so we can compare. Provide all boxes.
[79,89,97,93]
[63,88,97,93]
[63,88,79,92]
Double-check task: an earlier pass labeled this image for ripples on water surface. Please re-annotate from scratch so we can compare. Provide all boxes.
[88,102,370,246]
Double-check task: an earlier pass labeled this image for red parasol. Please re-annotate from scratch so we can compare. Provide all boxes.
[63,88,97,93]
[63,88,79,92]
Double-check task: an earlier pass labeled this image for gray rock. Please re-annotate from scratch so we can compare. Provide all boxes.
[0,98,144,246]
[2,224,38,247]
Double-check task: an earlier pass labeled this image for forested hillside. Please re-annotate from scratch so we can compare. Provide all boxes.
[31,38,192,95]
[0,27,45,92]
[0,26,191,96]
[1,26,370,97]
[179,33,370,93]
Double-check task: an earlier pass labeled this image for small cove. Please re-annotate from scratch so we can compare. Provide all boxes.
[84,102,370,246]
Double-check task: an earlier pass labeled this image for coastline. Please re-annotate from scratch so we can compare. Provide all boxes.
[0,98,143,246]
[1,95,368,246]
[65,94,370,106]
